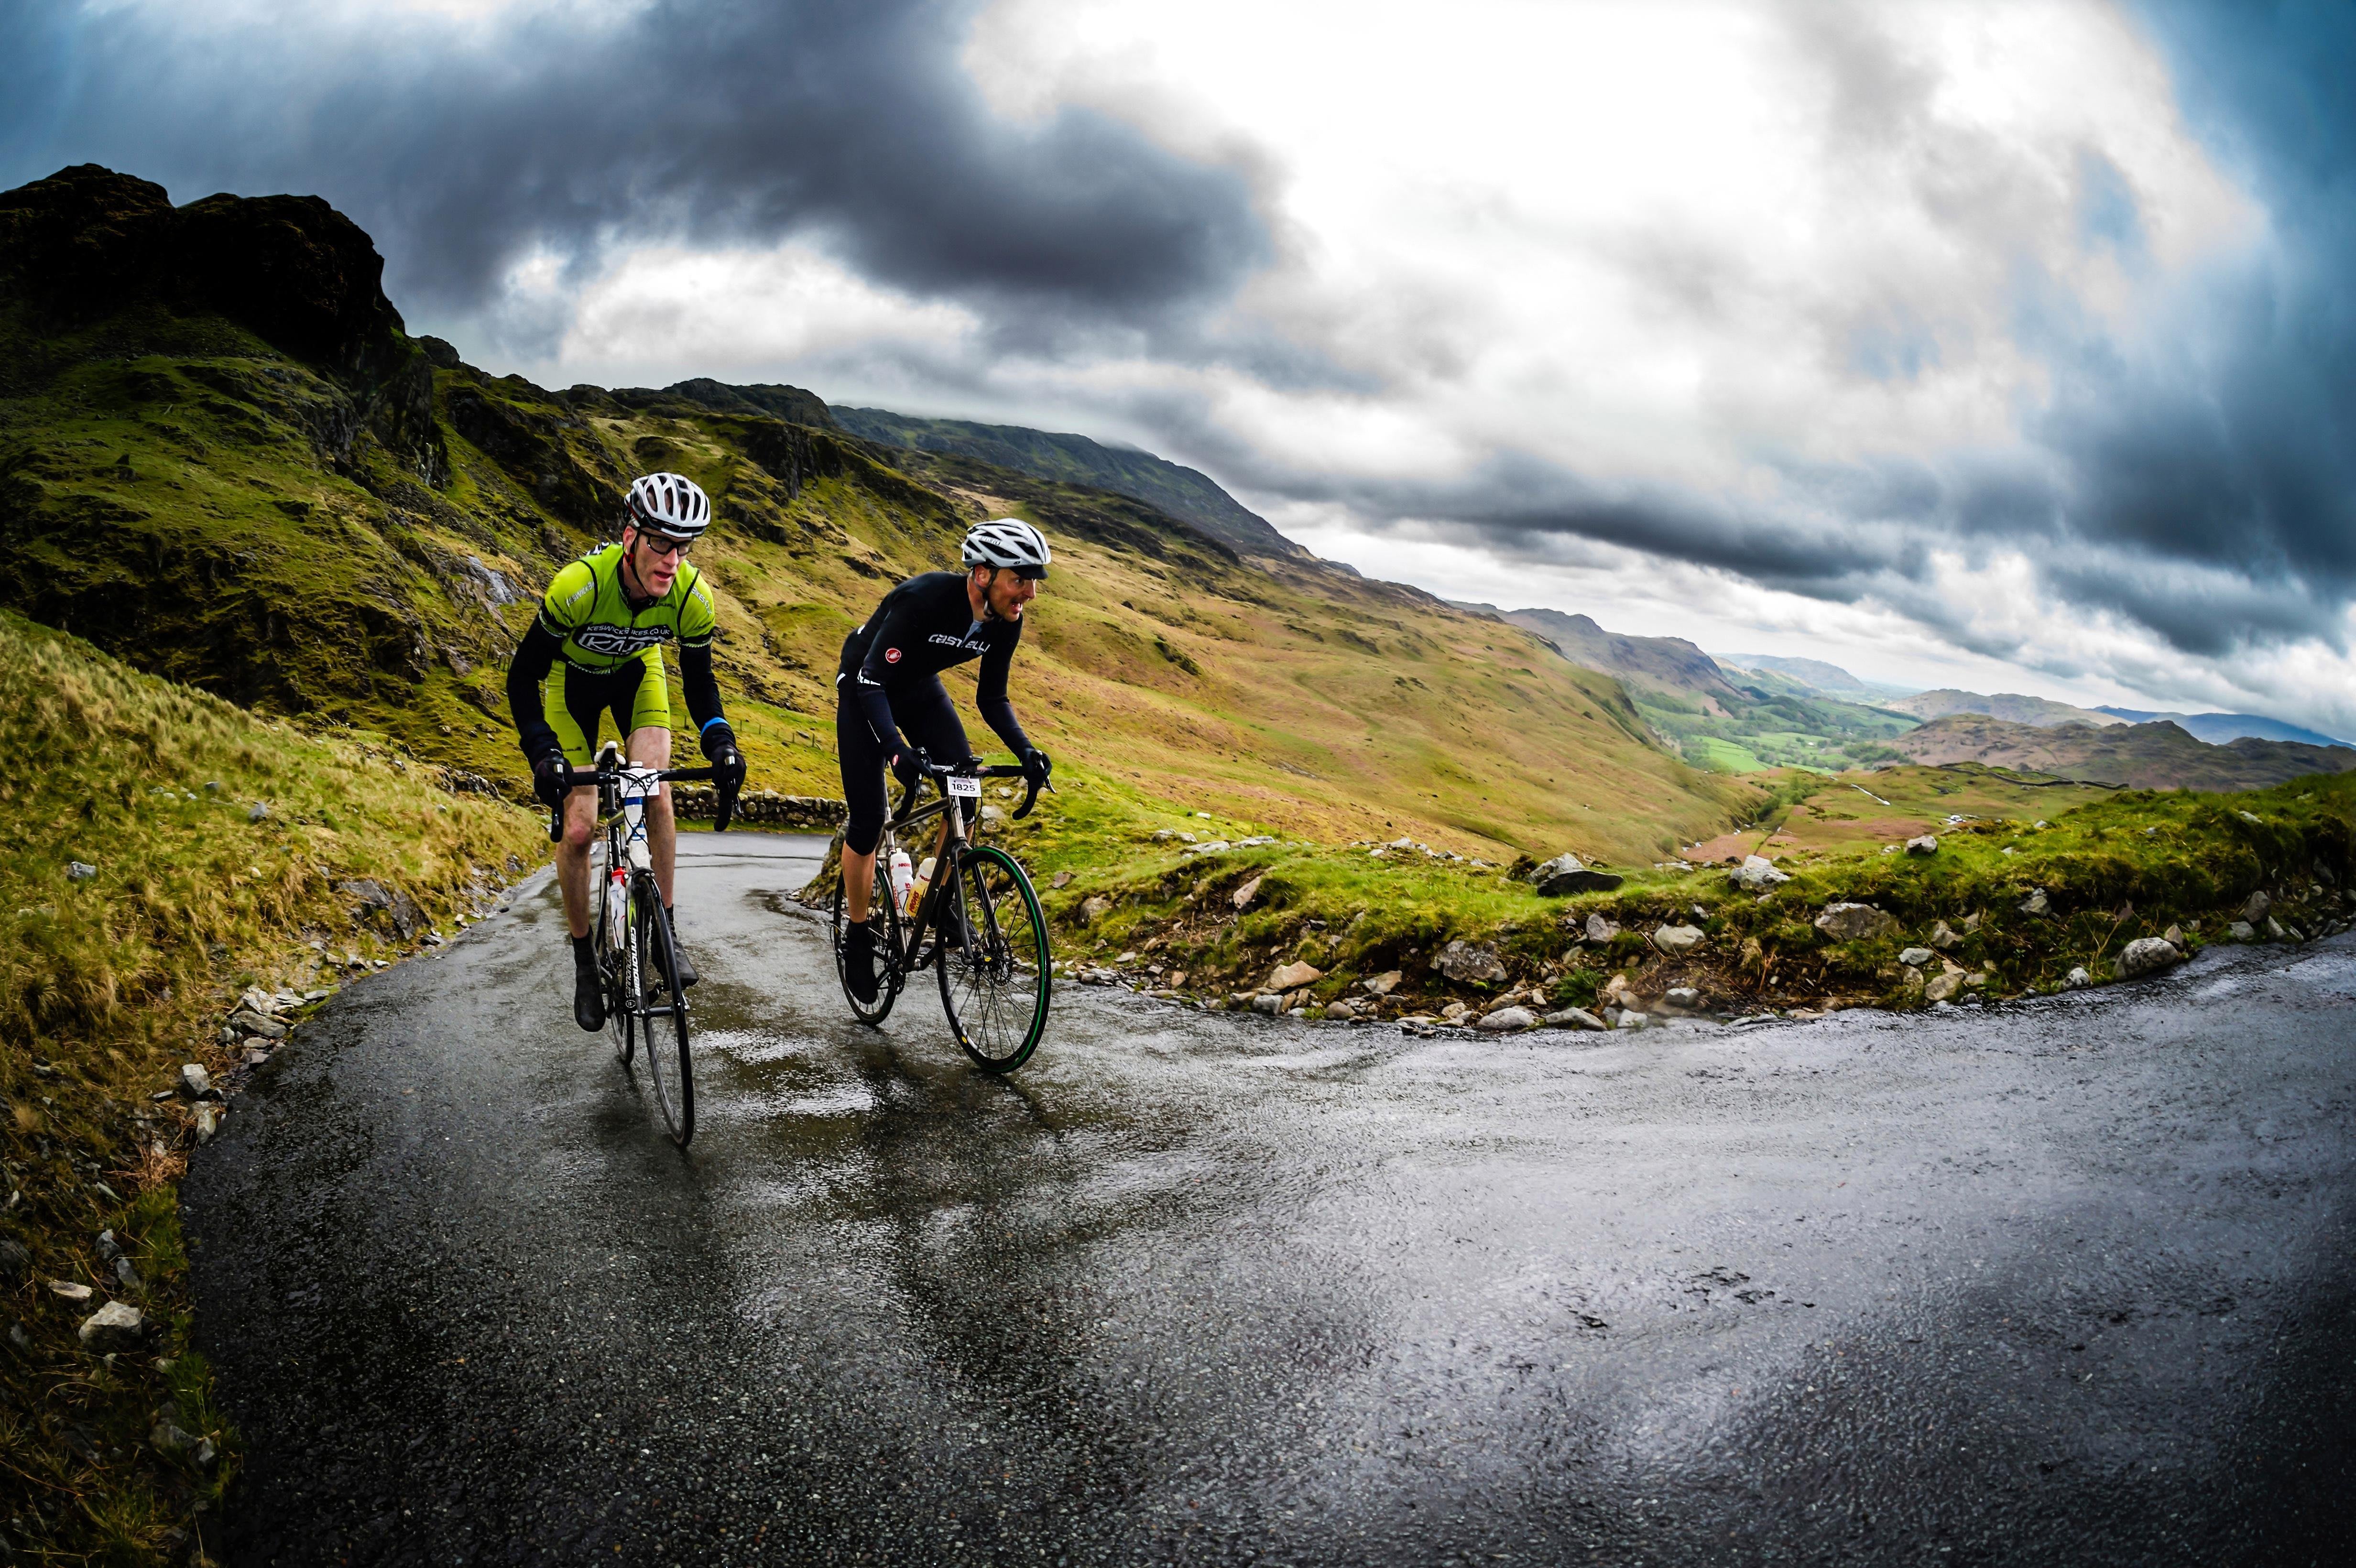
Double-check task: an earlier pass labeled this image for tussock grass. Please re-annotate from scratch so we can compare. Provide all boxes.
[0,610,542,1565]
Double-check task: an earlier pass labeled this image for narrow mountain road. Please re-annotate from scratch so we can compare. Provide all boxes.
[186,834,2356,1566]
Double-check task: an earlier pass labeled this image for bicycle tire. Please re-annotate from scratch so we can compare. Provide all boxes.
[635,876,695,1146]
[600,837,635,1066]
[832,859,905,1026]
[936,844,1052,1073]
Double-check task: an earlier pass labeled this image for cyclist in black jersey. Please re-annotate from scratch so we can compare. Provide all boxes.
[836,518,1054,1001]
[507,472,749,1031]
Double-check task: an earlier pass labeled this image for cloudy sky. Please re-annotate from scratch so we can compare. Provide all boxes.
[8,0,2353,732]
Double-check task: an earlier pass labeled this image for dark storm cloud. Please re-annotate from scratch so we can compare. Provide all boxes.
[0,0,1265,334]
[2007,0,2356,650]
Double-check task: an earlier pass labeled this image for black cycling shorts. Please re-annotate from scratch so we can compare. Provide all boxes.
[836,676,972,856]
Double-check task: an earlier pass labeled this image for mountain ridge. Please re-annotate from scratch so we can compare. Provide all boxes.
[1887,688,2127,729]
[1892,713,2356,790]
[829,404,1309,562]
[2093,706,2351,749]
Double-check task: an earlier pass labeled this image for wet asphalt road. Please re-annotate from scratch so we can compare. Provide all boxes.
[185,833,2356,1566]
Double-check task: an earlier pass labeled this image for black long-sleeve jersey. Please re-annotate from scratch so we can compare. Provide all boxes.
[837,571,1032,761]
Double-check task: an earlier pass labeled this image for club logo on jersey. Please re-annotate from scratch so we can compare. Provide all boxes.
[573,622,671,657]
[884,647,902,664]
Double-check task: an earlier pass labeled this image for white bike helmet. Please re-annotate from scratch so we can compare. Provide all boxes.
[625,472,711,539]
[962,517,1051,577]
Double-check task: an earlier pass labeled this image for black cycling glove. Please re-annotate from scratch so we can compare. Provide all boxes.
[700,722,748,791]
[530,751,572,810]
[1020,746,1053,788]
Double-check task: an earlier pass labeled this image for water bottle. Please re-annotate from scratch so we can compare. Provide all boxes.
[888,849,913,914]
[906,855,935,915]
[605,871,627,934]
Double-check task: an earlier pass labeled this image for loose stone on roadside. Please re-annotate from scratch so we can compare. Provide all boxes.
[1728,855,1790,891]
[1651,923,1704,955]
[78,1300,148,1352]
[1475,1006,1538,1032]
[1432,939,1507,983]
[1814,903,1897,941]
[2117,937,2184,979]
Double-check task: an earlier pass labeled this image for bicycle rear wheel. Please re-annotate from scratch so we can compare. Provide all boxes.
[831,861,905,1025]
[936,844,1051,1073]
[634,877,694,1146]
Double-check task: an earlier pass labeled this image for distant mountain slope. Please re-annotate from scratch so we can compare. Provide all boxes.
[1467,606,1743,702]
[1893,715,2356,790]
[830,405,1308,560]
[1887,688,2126,728]
[2094,707,2351,748]
[1712,653,1913,699]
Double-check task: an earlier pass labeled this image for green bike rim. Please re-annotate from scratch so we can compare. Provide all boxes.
[937,844,1052,1073]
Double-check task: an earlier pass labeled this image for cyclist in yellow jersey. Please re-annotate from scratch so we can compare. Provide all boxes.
[505,472,748,1031]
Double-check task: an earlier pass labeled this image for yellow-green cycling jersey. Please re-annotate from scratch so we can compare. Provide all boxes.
[506,544,728,768]
[538,543,717,671]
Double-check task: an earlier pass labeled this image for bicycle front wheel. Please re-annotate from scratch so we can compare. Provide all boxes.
[600,844,635,1067]
[937,844,1052,1073]
[634,878,694,1147]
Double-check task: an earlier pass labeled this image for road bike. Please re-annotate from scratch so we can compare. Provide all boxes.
[831,755,1053,1072]
[551,742,737,1146]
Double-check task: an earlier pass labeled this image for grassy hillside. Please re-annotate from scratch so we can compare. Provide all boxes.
[1895,714,2356,789]
[830,403,1307,560]
[0,610,542,1564]
[0,165,1764,867]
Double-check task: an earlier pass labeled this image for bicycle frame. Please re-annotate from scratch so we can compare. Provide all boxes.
[880,761,1042,967]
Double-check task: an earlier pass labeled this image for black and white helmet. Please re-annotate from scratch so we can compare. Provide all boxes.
[961,516,1051,577]
[625,472,711,540]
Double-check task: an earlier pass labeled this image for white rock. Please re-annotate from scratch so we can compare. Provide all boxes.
[178,1063,213,1099]
[2117,937,2183,979]
[1898,946,1936,968]
[78,1300,148,1350]
[1906,835,1938,855]
[67,860,98,881]
[2064,967,2091,989]
[1543,1007,1609,1031]
[1359,970,1403,996]
[1652,924,1705,955]
[2018,888,2051,916]
[1728,855,1791,891]
[1660,986,1703,1012]
[1475,1006,1538,1032]
[1613,1010,1652,1030]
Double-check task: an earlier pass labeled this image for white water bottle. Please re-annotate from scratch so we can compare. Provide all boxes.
[888,849,913,914]
[605,871,627,933]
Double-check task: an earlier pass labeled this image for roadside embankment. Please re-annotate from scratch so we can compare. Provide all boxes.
[1032,767,2355,1030]
[0,611,543,1565]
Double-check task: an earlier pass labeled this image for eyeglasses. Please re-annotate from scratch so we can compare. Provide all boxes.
[636,533,693,557]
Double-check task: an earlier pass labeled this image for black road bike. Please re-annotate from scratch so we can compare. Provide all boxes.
[831,756,1053,1073]
[551,742,737,1145]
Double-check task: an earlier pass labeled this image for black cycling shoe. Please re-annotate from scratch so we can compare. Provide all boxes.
[843,919,880,1004]
[572,961,607,1032]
